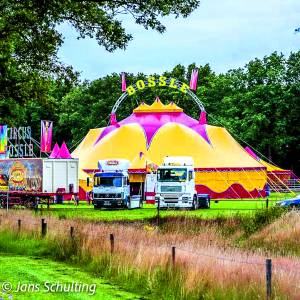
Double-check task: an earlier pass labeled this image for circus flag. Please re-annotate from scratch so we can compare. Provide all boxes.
[121,72,126,92]
[0,125,8,154]
[189,68,199,91]
[40,120,53,153]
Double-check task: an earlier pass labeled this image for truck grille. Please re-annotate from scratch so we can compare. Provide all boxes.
[94,193,121,199]
[161,186,182,192]
[164,199,179,203]
[162,194,180,199]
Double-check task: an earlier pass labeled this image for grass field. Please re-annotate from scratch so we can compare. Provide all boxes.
[36,192,296,222]
[0,209,298,299]
[0,254,141,300]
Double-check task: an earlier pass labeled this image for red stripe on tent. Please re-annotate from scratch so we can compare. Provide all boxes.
[196,184,266,199]
[268,171,292,174]
[83,169,100,174]
[194,167,266,172]
[128,168,146,173]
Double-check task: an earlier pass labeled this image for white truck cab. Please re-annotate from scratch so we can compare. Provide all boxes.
[155,156,210,209]
[92,159,141,209]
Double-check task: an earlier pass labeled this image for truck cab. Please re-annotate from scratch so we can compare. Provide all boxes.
[155,156,210,209]
[92,159,141,209]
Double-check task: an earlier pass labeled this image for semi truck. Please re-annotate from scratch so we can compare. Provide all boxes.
[155,156,210,209]
[0,158,79,208]
[91,159,142,209]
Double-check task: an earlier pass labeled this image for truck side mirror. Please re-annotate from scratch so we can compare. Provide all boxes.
[87,177,90,187]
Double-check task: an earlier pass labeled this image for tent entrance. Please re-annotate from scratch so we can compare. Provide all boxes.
[130,182,144,199]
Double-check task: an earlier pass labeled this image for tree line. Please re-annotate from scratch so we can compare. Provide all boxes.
[0,1,299,173]
[1,51,299,173]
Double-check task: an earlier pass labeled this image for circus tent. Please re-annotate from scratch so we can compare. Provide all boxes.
[72,98,268,199]
[244,146,296,190]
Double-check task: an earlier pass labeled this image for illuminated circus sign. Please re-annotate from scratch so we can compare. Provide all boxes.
[126,76,190,96]
[111,76,206,120]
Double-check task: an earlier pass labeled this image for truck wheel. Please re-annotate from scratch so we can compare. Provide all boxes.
[204,198,211,209]
[192,195,198,210]
[127,197,131,210]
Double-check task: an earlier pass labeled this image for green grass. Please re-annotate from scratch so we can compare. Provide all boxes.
[37,192,295,222]
[0,230,276,300]
[0,254,141,300]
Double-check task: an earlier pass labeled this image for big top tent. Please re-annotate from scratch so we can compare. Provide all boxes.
[72,97,268,199]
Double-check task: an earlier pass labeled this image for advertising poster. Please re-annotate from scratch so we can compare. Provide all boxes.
[0,159,43,192]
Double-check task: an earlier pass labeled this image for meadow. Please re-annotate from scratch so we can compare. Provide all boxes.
[0,255,141,300]
[0,205,300,299]
[38,192,292,222]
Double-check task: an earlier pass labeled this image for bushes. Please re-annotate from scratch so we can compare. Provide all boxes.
[239,207,286,237]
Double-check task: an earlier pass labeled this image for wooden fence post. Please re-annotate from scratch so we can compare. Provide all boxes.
[41,219,47,237]
[157,198,160,226]
[110,233,114,254]
[70,226,74,239]
[266,258,272,300]
[172,246,176,267]
[17,219,21,232]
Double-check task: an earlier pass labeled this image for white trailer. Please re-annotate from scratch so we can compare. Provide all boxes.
[155,156,210,209]
[42,159,78,193]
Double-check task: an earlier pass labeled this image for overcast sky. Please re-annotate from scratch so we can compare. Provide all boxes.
[58,0,300,81]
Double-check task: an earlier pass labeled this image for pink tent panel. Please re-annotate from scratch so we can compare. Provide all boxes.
[59,142,72,159]
[49,143,61,158]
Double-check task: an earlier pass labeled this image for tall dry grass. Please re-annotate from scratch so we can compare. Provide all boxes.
[247,211,300,256]
[0,210,299,299]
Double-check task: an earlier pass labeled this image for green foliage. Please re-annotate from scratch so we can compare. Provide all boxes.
[239,207,286,237]
[0,0,199,139]
[53,52,300,172]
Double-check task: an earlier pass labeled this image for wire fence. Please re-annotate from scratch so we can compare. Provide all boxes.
[2,215,300,299]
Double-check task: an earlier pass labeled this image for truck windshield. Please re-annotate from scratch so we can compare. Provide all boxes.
[157,168,187,182]
[94,177,122,187]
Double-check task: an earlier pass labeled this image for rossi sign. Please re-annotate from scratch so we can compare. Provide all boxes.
[7,126,34,158]
[126,76,190,96]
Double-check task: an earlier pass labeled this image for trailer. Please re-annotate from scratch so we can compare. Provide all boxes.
[0,158,78,208]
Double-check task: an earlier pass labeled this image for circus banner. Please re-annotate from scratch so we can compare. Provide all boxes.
[189,68,199,91]
[40,120,53,153]
[0,125,8,154]
[121,72,126,92]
